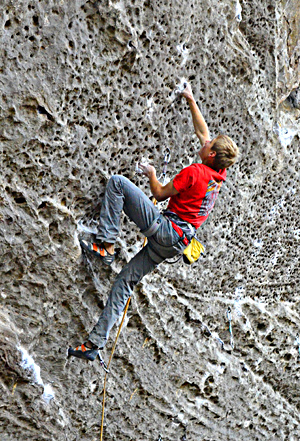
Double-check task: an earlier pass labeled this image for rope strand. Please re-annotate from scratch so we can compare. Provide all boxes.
[100,148,170,440]
[100,297,131,441]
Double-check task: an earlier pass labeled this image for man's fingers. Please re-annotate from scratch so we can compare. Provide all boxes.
[183,82,192,93]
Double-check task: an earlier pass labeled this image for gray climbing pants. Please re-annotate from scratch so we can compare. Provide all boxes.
[88,175,186,349]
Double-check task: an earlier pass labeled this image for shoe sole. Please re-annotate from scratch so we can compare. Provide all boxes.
[67,347,98,361]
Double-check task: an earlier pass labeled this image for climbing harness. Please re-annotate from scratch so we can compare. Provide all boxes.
[227,307,234,349]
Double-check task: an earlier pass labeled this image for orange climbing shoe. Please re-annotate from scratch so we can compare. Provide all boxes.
[79,240,115,266]
[68,343,109,371]
[68,342,99,361]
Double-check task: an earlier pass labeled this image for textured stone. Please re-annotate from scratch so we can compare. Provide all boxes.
[0,1,299,440]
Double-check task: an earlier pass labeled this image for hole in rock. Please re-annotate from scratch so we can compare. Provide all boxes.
[32,15,39,26]
[37,105,54,121]
[15,197,26,204]
[38,201,47,209]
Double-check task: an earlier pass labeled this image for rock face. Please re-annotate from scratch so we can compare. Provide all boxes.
[0,1,299,440]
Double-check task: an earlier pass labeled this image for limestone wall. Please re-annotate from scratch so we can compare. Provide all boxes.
[1,1,299,440]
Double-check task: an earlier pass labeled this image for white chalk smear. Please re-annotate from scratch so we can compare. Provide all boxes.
[273,123,298,148]
[176,42,189,66]
[236,0,242,21]
[146,96,155,121]
[293,229,300,240]
[18,345,55,403]
[42,384,55,404]
[253,239,264,249]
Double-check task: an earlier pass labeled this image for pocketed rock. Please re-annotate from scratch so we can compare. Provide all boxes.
[0,1,299,440]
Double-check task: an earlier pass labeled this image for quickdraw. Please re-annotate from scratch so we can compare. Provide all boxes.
[160,147,171,185]
[227,307,234,349]
[295,333,300,359]
[98,352,109,373]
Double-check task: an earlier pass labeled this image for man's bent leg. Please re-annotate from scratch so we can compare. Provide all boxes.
[88,245,157,348]
[96,175,160,244]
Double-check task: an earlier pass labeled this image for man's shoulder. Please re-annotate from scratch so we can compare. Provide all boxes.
[183,163,204,172]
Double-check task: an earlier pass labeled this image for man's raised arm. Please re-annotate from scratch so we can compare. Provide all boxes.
[181,83,210,146]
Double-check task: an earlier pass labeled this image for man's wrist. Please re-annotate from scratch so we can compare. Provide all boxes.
[148,169,156,180]
[187,95,196,105]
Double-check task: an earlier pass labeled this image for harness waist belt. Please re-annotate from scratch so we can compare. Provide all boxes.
[170,221,189,246]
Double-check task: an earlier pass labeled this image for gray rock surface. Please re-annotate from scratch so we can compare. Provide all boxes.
[0,1,299,440]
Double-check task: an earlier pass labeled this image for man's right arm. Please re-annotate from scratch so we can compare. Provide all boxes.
[181,83,210,146]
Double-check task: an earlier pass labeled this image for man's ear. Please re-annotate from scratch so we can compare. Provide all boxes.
[209,150,217,157]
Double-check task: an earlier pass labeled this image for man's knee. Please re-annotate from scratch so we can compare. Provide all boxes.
[108,174,127,189]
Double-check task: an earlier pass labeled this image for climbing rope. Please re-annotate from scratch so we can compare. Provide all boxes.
[227,307,234,349]
[100,296,131,441]
[100,150,170,440]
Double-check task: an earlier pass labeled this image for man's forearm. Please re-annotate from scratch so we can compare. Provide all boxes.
[148,171,163,201]
[182,83,210,145]
[187,97,210,142]
[138,164,179,202]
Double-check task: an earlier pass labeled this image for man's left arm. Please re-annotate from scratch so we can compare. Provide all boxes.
[139,164,178,202]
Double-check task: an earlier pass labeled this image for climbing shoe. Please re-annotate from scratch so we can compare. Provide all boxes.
[68,342,99,361]
[68,343,109,372]
[79,240,115,266]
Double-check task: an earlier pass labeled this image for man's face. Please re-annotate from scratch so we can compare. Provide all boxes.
[199,138,217,164]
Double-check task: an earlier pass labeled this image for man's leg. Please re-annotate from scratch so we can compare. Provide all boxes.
[88,245,157,349]
[96,175,160,246]
[69,175,167,360]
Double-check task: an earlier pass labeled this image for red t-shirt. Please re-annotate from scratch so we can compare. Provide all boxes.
[167,164,226,228]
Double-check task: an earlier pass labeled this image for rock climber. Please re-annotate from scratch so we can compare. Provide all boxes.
[68,83,239,363]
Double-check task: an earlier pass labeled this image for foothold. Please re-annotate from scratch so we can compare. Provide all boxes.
[37,105,54,122]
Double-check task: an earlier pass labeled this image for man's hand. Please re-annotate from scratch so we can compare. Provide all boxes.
[138,163,179,201]
[181,82,194,102]
[138,162,156,178]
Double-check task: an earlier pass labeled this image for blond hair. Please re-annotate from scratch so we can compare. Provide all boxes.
[211,134,239,170]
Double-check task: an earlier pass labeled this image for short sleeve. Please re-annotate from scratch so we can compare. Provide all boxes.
[172,165,198,193]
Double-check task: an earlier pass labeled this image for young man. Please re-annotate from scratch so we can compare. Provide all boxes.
[68,83,239,363]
